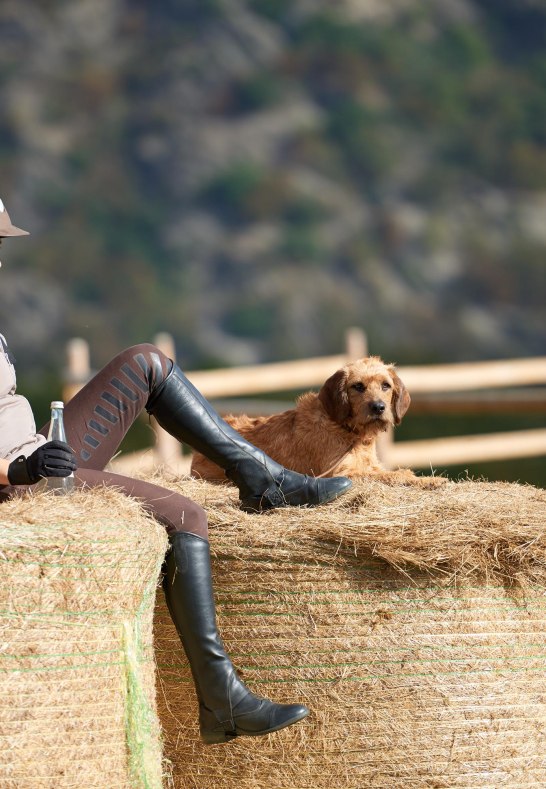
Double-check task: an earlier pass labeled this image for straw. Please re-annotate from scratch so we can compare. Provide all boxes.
[150,473,546,788]
[0,487,168,789]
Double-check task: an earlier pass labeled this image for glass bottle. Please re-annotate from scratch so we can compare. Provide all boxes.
[37,400,75,495]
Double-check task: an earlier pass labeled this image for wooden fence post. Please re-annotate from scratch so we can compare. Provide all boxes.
[376,426,394,469]
[344,327,368,359]
[63,338,91,403]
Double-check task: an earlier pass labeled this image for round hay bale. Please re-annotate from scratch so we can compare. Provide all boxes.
[0,487,168,789]
[152,475,546,789]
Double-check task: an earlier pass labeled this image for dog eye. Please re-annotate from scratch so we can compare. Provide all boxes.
[352,382,366,392]
[381,382,392,391]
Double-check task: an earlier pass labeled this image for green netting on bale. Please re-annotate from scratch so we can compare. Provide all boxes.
[123,576,166,789]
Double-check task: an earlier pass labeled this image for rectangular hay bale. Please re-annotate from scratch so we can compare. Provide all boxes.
[0,489,168,789]
[153,476,546,789]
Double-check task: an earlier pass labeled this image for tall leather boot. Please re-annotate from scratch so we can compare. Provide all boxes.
[147,363,352,512]
[163,532,309,744]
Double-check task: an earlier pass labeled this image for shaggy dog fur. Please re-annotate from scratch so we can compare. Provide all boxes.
[191,356,446,487]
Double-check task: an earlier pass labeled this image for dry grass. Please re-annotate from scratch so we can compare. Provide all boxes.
[0,487,168,789]
[150,473,546,789]
[3,472,545,788]
[152,473,546,589]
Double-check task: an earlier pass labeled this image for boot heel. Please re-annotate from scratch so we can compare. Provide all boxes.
[200,728,236,745]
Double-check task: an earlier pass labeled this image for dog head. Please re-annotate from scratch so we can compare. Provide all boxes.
[318,356,411,436]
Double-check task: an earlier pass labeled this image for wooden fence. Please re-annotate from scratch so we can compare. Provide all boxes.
[63,329,546,476]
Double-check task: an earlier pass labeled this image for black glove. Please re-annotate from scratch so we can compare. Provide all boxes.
[7,440,77,486]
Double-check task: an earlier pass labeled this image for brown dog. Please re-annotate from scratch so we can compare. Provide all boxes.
[191,356,445,487]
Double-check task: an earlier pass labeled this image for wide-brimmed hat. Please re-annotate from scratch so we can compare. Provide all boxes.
[0,197,29,236]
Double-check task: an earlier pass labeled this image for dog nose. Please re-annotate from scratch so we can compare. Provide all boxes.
[370,400,386,416]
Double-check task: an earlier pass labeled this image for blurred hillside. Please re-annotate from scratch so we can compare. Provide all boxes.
[1,0,545,377]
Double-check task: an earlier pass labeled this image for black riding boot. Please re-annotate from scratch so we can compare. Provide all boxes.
[147,363,352,512]
[163,532,309,744]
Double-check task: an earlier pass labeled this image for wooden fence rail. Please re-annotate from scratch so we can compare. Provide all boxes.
[64,329,546,475]
[186,356,546,398]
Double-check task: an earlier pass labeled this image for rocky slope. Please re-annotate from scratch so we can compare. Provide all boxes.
[1,0,544,374]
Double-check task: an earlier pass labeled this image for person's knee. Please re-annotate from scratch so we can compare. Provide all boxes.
[120,342,160,359]
[115,343,172,391]
[173,499,208,540]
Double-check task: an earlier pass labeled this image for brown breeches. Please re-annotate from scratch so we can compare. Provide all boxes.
[1,344,208,540]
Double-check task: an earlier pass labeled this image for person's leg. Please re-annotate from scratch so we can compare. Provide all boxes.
[75,467,208,538]
[39,344,171,470]
[0,487,12,503]
[76,468,309,743]
[39,342,351,511]
[147,363,352,511]
[163,531,309,743]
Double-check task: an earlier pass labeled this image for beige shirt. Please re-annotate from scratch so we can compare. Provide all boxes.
[0,333,46,461]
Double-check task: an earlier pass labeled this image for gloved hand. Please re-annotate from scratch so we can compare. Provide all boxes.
[7,440,77,486]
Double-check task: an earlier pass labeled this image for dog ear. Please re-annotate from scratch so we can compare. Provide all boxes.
[318,369,351,424]
[389,367,411,425]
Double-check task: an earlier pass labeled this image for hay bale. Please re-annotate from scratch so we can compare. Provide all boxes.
[152,475,546,789]
[0,487,168,789]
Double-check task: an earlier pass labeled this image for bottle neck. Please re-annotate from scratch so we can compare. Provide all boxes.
[48,408,67,442]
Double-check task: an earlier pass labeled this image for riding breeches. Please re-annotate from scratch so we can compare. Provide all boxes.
[0,344,208,540]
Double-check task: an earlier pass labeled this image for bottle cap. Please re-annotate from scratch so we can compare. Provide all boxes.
[50,400,65,409]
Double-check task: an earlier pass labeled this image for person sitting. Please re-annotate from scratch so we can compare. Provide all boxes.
[0,196,352,744]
